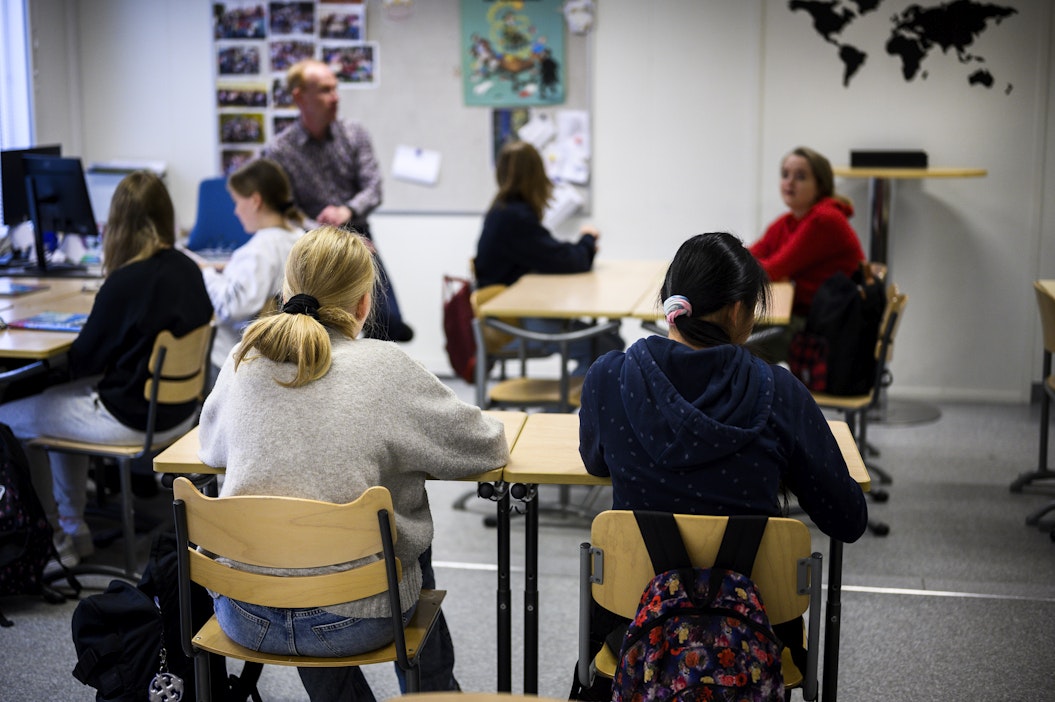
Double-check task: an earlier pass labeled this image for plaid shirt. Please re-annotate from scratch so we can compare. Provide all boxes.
[265,118,382,230]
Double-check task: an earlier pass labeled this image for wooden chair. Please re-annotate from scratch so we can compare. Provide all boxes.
[577,511,823,700]
[810,283,908,486]
[1010,281,1055,528]
[471,286,620,413]
[32,322,214,579]
[172,478,446,701]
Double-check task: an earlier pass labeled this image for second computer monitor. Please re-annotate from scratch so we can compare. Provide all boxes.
[22,154,98,275]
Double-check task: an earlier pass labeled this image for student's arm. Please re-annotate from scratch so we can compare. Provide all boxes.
[68,275,134,378]
[578,364,612,478]
[393,354,509,479]
[780,379,868,543]
[756,210,854,283]
[503,206,597,275]
[201,236,281,324]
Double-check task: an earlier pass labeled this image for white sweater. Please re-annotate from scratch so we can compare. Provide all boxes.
[200,225,304,369]
[198,335,509,619]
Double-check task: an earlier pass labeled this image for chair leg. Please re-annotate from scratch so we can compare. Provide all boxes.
[117,458,138,578]
[1011,389,1054,492]
[405,663,421,693]
[194,652,213,702]
[1025,500,1055,527]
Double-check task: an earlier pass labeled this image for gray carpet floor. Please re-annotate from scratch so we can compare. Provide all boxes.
[2,387,1054,701]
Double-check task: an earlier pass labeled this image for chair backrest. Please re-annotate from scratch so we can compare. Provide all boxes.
[588,511,812,625]
[185,177,251,252]
[470,284,516,353]
[172,478,401,609]
[1034,281,1055,355]
[143,323,214,406]
[874,284,908,365]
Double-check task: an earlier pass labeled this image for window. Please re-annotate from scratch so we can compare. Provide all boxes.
[0,0,33,224]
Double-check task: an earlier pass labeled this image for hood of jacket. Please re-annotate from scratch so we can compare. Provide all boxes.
[620,336,775,468]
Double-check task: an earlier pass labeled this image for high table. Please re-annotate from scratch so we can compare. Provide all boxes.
[833,166,986,425]
[502,413,870,700]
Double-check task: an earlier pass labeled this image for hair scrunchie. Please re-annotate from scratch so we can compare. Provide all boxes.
[282,293,321,320]
[663,295,693,325]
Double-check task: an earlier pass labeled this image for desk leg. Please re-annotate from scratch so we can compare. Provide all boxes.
[524,486,539,694]
[822,538,844,702]
[497,489,512,692]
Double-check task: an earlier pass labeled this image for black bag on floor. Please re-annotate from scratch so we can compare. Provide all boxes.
[71,531,246,701]
[0,422,76,626]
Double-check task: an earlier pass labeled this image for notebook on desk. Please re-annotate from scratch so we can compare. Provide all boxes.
[6,312,88,332]
[0,281,49,296]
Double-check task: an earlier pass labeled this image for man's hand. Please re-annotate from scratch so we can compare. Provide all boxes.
[316,204,353,226]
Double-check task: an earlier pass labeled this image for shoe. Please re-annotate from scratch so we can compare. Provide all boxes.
[52,532,80,569]
[61,518,95,558]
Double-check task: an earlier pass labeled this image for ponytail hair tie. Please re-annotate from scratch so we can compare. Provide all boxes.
[663,295,693,325]
[282,293,321,320]
[280,199,296,211]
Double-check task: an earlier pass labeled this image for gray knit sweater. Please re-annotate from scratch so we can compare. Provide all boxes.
[198,335,509,619]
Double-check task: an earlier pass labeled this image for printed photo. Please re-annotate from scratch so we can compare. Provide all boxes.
[320,9,364,40]
[271,78,294,107]
[219,113,266,144]
[221,148,256,175]
[273,115,298,137]
[213,2,266,39]
[217,45,261,75]
[322,43,378,87]
[269,2,315,35]
[270,40,315,72]
[217,84,268,108]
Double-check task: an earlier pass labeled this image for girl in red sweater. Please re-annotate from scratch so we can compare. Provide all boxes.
[751,147,865,317]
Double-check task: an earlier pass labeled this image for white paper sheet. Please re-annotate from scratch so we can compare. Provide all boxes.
[391,145,441,186]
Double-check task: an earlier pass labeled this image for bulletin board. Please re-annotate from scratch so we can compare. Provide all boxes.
[211,0,593,216]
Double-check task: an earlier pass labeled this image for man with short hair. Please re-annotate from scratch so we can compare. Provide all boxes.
[266,58,413,342]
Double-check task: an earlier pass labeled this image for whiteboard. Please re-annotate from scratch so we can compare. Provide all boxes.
[338,2,592,215]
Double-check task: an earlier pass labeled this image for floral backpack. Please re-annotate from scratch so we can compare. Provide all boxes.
[610,513,784,702]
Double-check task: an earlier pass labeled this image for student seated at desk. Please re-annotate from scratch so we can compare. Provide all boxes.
[198,226,508,702]
[749,147,865,360]
[576,232,867,697]
[474,140,623,375]
[197,158,305,385]
[0,172,213,567]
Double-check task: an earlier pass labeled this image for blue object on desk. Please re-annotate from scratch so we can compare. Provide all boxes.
[185,177,250,252]
[6,312,88,332]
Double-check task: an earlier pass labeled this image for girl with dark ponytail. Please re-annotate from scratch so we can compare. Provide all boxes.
[579,231,867,542]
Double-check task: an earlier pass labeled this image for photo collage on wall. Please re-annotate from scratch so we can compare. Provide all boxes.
[213,0,376,174]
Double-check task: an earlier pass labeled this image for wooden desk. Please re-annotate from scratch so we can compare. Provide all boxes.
[478,260,669,320]
[152,410,529,482]
[502,413,870,695]
[0,277,98,360]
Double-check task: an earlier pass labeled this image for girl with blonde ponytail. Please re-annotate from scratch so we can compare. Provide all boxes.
[199,225,508,701]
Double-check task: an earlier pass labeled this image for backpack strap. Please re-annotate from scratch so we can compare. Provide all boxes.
[713,515,769,576]
[633,511,691,573]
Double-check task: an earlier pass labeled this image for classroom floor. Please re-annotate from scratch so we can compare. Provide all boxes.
[2,383,1055,701]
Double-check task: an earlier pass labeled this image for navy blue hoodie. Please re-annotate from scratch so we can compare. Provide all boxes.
[579,336,867,543]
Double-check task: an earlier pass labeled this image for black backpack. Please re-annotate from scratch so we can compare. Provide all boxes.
[0,422,75,626]
[793,267,886,396]
[71,531,256,701]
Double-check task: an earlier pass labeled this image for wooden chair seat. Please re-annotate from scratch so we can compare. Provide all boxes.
[488,376,584,407]
[191,589,445,668]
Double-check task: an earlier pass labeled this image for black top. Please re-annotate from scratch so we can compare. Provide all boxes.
[474,198,597,288]
[70,248,213,431]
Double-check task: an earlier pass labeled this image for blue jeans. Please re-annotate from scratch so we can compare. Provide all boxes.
[217,547,458,702]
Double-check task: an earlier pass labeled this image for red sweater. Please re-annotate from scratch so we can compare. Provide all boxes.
[751,197,865,316]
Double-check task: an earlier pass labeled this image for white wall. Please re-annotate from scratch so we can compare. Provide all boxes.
[27,0,1055,402]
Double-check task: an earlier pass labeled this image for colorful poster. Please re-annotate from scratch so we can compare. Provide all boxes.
[461,0,565,107]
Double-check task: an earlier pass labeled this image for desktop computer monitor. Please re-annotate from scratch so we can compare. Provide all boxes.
[1,144,62,225]
[22,154,97,275]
